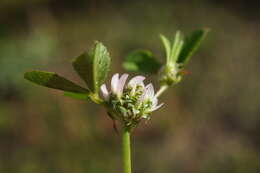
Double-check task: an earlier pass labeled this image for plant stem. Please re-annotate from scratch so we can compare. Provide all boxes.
[122,128,131,173]
[155,85,168,98]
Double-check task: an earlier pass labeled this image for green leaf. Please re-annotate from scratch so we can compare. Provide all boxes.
[24,71,89,93]
[123,50,162,74]
[64,91,89,100]
[159,34,171,63]
[73,41,111,93]
[177,28,209,64]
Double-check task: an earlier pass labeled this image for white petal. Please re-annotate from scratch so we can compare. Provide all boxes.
[138,92,146,104]
[152,97,158,107]
[128,75,145,95]
[111,73,119,94]
[150,103,164,112]
[137,85,150,104]
[100,84,109,100]
[128,75,145,88]
[116,73,129,97]
[145,83,155,99]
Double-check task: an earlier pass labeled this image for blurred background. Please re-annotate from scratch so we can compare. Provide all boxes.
[0,0,260,172]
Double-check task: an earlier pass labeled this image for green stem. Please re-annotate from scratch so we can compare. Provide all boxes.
[122,128,131,173]
[155,85,168,98]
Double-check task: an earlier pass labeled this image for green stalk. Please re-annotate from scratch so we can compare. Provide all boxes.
[122,128,131,173]
[155,85,168,98]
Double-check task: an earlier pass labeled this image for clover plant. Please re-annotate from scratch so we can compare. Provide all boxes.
[24,29,208,173]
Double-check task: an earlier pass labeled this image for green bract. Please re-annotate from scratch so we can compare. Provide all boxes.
[108,85,150,129]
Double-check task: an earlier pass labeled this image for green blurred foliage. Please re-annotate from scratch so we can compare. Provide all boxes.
[123,50,161,74]
[0,0,260,173]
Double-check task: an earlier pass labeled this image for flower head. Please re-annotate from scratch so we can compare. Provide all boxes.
[100,73,163,129]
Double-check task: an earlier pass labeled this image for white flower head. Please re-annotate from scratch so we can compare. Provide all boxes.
[100,73,163,129]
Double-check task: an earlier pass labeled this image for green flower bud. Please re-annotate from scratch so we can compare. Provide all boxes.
[159,63,182,86]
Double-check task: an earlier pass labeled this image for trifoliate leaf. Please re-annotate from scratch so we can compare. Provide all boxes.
[73,41,111,93]
[24,71,89,93]
[177,28,209,64]
[123,50,162,74]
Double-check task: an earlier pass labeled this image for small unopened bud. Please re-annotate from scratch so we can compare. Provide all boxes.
[159,63,182,86]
